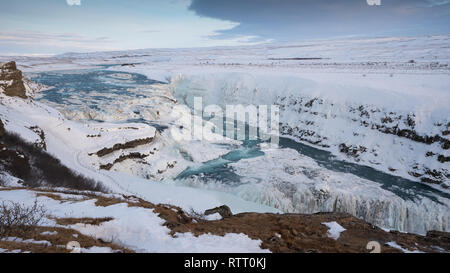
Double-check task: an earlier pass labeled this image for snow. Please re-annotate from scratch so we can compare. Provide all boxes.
[322,222,346,240]
[182,146,449,235]
[19,35,444,189]
[0,88,276,251]
[7,36,448,188]
[165,71,449,188]
[8,35,449,74]
[40,231,58,236]
[0,189,270,253]
[0,80,13,87]
[0,237,52,246]
[0,81,279,213]
[0,35,449,243]
[107,172,279,214]
[386,241,424,253]
[80,246,115,253]
[22,239,51,246]
[204,213,222,221]
[0,172,23,187]
[432,246,446,253]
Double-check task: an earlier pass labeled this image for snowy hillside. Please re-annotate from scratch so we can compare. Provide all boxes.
[4,36,448,188]
[0,36,449,240]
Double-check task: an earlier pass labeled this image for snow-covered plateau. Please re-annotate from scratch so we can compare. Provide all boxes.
[0,36,449,249]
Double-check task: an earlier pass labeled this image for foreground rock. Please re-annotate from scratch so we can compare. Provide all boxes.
[1,185,449,253]
[0,61,27,98]
[170,209,450,253]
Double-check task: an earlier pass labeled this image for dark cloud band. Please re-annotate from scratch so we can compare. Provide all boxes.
[189,0,450,41]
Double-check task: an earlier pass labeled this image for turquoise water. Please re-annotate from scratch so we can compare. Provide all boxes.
[176,136,449,203]
[31,69,162,111]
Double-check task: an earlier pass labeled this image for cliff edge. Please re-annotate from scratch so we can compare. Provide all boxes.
[0,61,27,98]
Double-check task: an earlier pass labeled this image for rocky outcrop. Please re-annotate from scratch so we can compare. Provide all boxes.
[0,61,27,99]
[339,143,367,160]
[95,137,154,157]
[156,204,450,253]
[205,205,233,218]
[277,95,450,187]
[28,126,46,151]
[99,152,148,170]
[0,119,5,137]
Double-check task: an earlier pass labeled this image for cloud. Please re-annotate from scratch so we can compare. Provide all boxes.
[425,0,450,6]
[0,30,116,52]
[66,0,81,6]
[189,0,450,40]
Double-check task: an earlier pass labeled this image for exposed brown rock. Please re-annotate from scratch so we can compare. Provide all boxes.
[205,205,233,218]
[426,230,450,244]
[95,137,154,157]
[55,217,114,226]
[0,61,27,98]
[169,211,450,253]
[99,152,148,170]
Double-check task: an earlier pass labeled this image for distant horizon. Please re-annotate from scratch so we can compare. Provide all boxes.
[2,33,449,58]
[1,0,449,55]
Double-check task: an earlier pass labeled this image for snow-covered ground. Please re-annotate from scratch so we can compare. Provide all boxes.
[0,188,269,253]
[5,35,448,187]
[1,35,449,238]
[0,84,278,216]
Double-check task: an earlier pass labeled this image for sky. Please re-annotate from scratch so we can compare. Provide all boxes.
[0,0,449,55]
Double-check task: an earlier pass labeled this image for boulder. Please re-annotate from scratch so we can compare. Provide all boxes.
[0,61,27,98]
[204,205,233,218]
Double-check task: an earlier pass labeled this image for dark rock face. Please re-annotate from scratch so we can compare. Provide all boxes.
[95,137,154,157]
[0,131,105,191]
[0,119,5,137]
[99,152,148,170]
[339,143,367,160]
[277,95,449,187]
[0,61,27,98]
